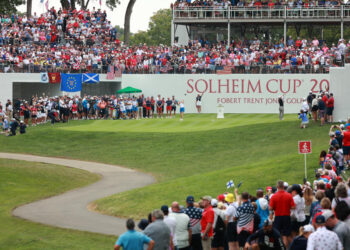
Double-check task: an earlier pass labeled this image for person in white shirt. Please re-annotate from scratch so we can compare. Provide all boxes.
[306,215,342,250]
[224,192,239,250]
[169,202,191,250]
[290,184,306,238]
[161,205,177,248]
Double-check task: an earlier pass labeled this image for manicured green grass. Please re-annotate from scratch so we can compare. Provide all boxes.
[0,159,115,249]
[0,114,331,220]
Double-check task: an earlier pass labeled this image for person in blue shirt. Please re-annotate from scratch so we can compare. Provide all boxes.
[114,219,154,250]
[299,110,309,129]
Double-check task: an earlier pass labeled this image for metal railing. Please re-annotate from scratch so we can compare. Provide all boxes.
[173,6,350,20]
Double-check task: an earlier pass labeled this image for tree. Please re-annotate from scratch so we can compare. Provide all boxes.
[0,0,24,14]
[124,0,136,45]
[129,8,172,46]
[26,0,32,17]
[147,9,171,46]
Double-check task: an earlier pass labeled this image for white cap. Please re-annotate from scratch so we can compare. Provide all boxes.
[211,198,218,207]
[303,224,314,233]
[283,182,289,188]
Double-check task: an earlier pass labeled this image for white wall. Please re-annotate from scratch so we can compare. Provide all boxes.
[122,74,331,114]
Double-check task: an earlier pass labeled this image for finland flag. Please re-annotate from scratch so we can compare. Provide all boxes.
[83,73,100,84]
[226,180,234,189]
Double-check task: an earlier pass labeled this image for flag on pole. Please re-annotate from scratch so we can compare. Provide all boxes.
[45,0,49,11]
[40,72,49,83]
[99,0,102,6]
[83,73,100,83]
[226,180,234,189]
[61,74,82,92]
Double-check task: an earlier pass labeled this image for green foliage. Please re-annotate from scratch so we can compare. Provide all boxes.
[130,8,171,46]
[0,159,114,249]
[0,0,24,14]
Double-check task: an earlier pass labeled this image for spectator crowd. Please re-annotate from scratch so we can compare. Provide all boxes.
[0,7,349,75]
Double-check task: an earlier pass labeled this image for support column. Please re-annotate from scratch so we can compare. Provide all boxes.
[171,20,175,45]
[228,22,231,44]
[341,21,344,40]
[284,22,287,44]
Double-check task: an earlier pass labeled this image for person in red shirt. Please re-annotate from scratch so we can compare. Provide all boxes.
[200,195,214,250]
[326,93,334,123]
[269,180,296,248]
[342,126,350,165]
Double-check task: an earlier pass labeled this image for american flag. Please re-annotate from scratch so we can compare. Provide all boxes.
[235,202,255,234]
[106,65,115,80]
[45,0,49,11]
[184,206,202,228]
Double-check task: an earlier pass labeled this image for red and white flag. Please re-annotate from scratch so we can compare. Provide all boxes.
[45,0,49,11]
[106,65,115,80]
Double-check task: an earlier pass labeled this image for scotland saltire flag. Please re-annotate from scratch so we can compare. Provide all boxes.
[83,73,99,83]
[227,180,234,189]
[61,74,82,92]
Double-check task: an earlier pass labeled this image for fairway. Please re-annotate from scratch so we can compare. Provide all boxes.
[0,159,115,249]
[0,114,331,221]
[60,114,296,133]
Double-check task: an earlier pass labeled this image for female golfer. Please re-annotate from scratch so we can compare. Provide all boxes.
[195,93,203,113]
[180,100,185,121]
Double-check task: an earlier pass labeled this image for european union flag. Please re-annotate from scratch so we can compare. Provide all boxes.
[61,74,82,92]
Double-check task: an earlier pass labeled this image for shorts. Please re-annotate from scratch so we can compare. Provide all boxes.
[166,106,172,111]
[133,107,138,112]
[83,108,88,114]
[274,216,291,236]
[301,120,309,125]
[180,107,185,113]
[227,222,237,242]
[24,111,30,119]
[126,109,132,114]
[343,146,350,155]
[319,110,325,118]
[311,105,318,112]
[326,107,334,116]
[171,106,176,111]
[31,115,37,118]
[291,220,305,233]
[196,101,202,106]
[237,231,251,247]
[151,105,154,112]
[146,106,151,111]
[73,111,77,114]
[211,230,225,248]
[157,107,162,112]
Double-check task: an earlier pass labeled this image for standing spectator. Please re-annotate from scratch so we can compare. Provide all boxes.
[278,95,284,121]
[200,195,214,250]
[234,192,255,249]
[290,184,306,237]
[161,205,177,248]
[184,196,203,250]
[307,91,313,119]
[306,215,343,250]
[318,96,326,126]
[114,218,154,250]
[170,202,191,250]
[342,126,350,167]
[269,180,296,248]
[323,209,350,250]
[256,189,269,229]
[225,192,239,250]
[6,100,13,118]
[326,93,334,123]
[311,94,318,122]
[331,183,350,209]
[289,224,314,250]
[144,209,172,250]
[211,199,226,250]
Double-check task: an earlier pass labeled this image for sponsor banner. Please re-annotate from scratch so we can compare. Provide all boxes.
[122,74,331,114]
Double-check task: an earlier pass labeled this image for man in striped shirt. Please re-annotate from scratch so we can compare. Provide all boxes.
[234,192,255,248]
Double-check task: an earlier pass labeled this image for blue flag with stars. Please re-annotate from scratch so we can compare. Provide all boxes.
[61,74,82,92]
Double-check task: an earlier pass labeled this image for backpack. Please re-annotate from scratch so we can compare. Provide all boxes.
[214,214,226,233]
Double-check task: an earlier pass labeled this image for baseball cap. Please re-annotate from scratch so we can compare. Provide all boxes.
[263,219,273,227]
[303,224,314,233]
[335,130,341,135]
[329,132,335,137]
[138,219,149,231]
[284,182,289,188]
[160,205,168,213]
[266,186,272,192]
[225,193,234,203]
[315,215,326,224]
[186,195,195,204]
[201,195,212,202]
[211,198,218,207]
[322,209,334,221]
[217,194,225,202]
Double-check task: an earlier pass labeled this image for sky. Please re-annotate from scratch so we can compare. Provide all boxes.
[18,0,174,33]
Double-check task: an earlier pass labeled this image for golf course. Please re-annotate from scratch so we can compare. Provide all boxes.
[0,114,333,249]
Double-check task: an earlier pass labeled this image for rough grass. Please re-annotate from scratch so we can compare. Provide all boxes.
[0,114,331,220]
[0,159,115,249]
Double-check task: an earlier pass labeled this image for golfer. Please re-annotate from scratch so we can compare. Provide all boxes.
[196,93,203,113]
[180,100,185,121]
[278,95,285,120]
